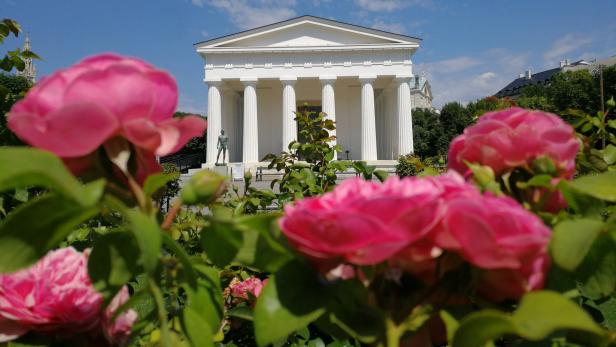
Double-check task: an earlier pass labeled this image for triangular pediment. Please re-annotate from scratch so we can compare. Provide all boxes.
[195,15,421,50]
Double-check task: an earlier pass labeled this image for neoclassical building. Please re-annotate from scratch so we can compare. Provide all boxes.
[194,15,421,166]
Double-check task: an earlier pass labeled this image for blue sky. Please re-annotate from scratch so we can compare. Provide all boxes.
[2,0,615,111]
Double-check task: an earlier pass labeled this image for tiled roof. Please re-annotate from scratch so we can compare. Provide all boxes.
[495,67,561,97]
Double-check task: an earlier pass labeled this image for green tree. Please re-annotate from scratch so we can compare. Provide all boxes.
[466,96,517,119]
[600,65,616,105]
[0,73,31,146]
[549,69,598,114]
[411,108,444,158]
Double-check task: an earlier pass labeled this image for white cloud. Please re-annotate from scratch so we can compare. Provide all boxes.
[354,0,431,12]
[427,56,480,73]
[199,0,297,30]
[371,19,406,34]
[201,30,210,38]
[419,50,530,107]
[543,33,593,65]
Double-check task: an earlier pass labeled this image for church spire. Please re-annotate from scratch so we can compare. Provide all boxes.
[16,35,36,84]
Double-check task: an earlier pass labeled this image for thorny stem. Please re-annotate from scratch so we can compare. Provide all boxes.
[126,174,149,213]
[161,198,183,231]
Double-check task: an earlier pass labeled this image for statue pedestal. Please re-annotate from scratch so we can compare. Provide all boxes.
[212,164,229,176]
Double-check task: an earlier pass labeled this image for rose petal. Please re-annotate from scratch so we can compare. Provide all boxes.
[154,115,207,156]
[8,102,118,157]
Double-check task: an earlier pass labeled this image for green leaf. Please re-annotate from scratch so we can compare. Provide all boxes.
[597,297,616,329]
[325,280,384,344]
[184,278,223,335]
[373,170,388,182]
[183,307,214,347]
[201,220,243,267]
[11,55,24,71]
[452,310,515,347]
[602,145,616,165]
[3,19,21,36]
[88,232,141,298]
[452,291,607,347]
[571,172,616,202]
[0,147,105,206]
[143,171,180,198]
[12,188,28,202]
[235,214,293,272]
[517,174,553,189]
[125,210,161,273]
[558,181,604,218]
[440,310,460,343]
[575,233,616,299]
[21,50,41,60]
[254,261,328,346]
[550,219,605,271]
[0,24,8,38]
[0,194,99,273]
[511,291,606,339]
[227,306,254,321]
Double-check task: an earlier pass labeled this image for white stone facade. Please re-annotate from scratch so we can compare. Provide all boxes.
[194,16,421,166]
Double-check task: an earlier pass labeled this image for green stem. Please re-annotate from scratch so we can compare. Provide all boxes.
[385,317,402,347]
[149,277,172,347]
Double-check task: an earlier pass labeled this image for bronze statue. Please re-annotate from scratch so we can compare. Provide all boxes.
[215,129,229,165]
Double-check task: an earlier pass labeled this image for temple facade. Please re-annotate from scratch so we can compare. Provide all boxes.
[194,15,421,166]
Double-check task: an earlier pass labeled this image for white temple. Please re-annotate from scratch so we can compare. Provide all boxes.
[194,16,421,167]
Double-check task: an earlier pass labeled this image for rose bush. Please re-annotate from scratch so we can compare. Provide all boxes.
[7,53,206,180]
[0,49,613,347]
[0,247,137,344]
[280,172,550,300]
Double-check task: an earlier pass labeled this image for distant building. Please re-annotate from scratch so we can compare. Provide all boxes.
[494,56,615,98]
[410,72,433,110]
[564,55,616,72]
[16,36,36,84]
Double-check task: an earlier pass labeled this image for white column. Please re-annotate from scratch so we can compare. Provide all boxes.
[359,75,378,161]
[241,77,259,163]
[386,86,398,159]
[280,76,297,152]
[396,75,414,155]
[206,79,222,165]
[319,76,337,160]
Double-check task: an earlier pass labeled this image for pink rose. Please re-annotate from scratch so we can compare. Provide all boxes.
[436,193,551,300]
[102,287,138,346]
[229,277,266,301]
[0,248,103,341]
[448,107,579,178]
[8,53,206,179]
[279,177,448,267]
[390,173,481,274]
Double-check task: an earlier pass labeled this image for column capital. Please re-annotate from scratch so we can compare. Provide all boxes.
[358,75,377,83]
[280,76,297,84]
[204,77,222,85]
[319,75,337,83]
[240,77,258,86]
[395,74,413,82]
